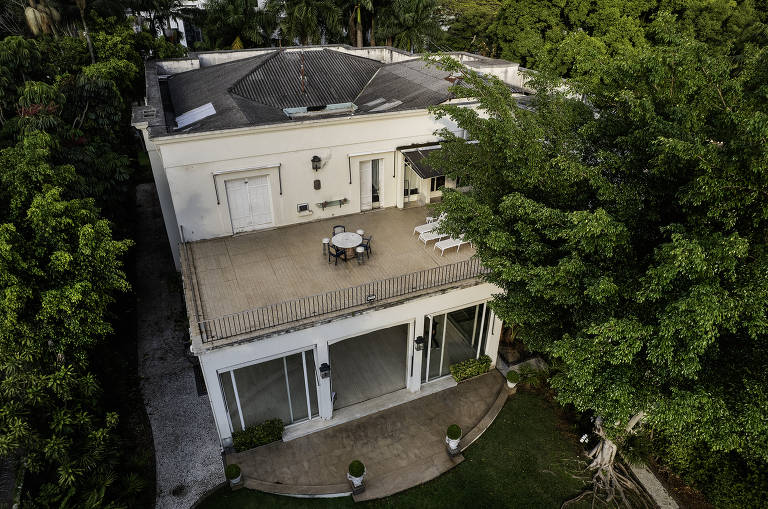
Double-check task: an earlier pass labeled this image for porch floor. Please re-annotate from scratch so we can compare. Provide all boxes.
[227,371,506,499]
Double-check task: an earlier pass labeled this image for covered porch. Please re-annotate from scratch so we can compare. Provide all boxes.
[227,371,506,500]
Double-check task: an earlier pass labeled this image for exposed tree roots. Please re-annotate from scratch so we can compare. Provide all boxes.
[562,419,655,509]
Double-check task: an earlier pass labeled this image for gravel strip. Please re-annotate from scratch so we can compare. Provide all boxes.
[136,183,225,508]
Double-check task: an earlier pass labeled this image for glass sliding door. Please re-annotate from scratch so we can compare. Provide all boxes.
[423,302,489,383]
[219,348,319,432]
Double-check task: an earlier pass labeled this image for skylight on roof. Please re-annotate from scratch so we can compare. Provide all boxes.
[369,100,403,112]
[176,102,216,129]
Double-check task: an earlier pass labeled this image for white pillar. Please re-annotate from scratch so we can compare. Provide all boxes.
[199,355,232,447]
[316,341,333,419]
[395,151,405,209]
[407,319,422,392]
[484,311,504,368]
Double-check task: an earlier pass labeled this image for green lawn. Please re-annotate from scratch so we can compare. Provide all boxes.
[198,391,589,508]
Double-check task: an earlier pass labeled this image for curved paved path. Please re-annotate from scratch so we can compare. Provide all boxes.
[136,184,224,508]
[230,371,505,500]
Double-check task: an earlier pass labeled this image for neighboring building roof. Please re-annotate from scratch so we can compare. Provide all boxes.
[163,48,456,134]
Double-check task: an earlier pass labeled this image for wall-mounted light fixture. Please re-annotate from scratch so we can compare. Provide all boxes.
[311,155,322,171]
[415,336,425,351]
[319,362,331,379]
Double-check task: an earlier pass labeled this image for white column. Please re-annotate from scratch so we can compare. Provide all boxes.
[484,311,504,368]
[407,319,422,392]
[315,341,333,419]
[199,355,232,447]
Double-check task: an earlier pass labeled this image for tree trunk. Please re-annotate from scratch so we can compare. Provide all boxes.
[386,36,392,47]
[370,17,375,46]
[355,5,363,47]
[79,8,95,64]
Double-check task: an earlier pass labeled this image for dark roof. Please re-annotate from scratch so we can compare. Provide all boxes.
[402,146,443,179]
[231,49,381,109]
[162,49,460,133]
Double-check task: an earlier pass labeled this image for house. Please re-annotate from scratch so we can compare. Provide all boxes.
[132,45,530,448]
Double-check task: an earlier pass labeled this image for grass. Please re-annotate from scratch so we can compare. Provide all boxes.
[198,390,590,508]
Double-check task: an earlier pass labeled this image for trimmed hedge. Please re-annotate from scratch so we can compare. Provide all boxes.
[348,460,365,477]
[506,370,521,383]
[232,418,284,452]
[446,424,462,440]
[450,355,491,382]
[225,464,241,480]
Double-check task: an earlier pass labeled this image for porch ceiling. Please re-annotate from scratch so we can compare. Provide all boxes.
[185,206,475,327]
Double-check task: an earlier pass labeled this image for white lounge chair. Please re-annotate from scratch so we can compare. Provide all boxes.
[412,212,446,235]
[434,236,470,255]
[419,231,449,245]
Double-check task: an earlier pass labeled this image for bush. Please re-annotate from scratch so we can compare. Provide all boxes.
[348,460,365,477]
[506,370,521,383]
[231,418,284,452]
[225,464,241,480]
[446,424,462,440]
[449,355,491,382]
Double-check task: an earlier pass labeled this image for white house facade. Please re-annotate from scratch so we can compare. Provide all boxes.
[132,45,530,448]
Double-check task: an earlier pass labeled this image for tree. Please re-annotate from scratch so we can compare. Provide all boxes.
[428,11,768,504]
[377,0,442,53]
[440,0,501,55]
[202,0,278,48]
[0,132,132,506]
[271,0,341,45]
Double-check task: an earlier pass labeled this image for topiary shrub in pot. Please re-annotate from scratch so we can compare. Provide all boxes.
[446,424,462,453]
[225,463,242,487]
[506,370,520,389]
[347,460,366,493]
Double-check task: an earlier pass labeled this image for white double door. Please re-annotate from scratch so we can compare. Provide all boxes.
[225,175,273,233]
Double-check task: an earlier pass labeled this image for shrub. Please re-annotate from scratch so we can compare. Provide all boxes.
[348,460,365,477]
[449,355,491,382]
[231,418,284,452]
[519,365,548,388]
[506,370,521,383]
[446,424,462,440]
[225,464,241,480]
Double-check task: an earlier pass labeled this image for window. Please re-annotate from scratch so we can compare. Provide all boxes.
[430,176,446,192]
[371,159,380,203]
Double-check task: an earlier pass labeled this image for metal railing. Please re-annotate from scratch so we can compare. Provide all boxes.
[196,257,488,343]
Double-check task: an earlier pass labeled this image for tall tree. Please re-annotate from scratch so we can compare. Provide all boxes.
[428,11,768,503]
[271,0,341,45]
[377,0,442,52]
[203,0,277,48]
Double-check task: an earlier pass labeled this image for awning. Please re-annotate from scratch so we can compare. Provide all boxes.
[401,145,443,179]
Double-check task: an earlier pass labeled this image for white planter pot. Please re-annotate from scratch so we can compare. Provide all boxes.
[446,435,461,450]
[507,381,517,389]
[228,473,242,486]
[347,471,365,487]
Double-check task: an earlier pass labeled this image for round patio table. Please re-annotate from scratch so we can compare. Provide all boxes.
[331,232,363,259]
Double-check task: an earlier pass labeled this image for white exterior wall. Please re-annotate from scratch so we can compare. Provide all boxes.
[153,110,461,242]
[199,282,502,444]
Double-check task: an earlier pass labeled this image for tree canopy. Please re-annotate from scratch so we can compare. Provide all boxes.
[429,9,768,472]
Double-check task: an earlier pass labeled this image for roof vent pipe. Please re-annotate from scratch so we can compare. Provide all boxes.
[301,52,306,94]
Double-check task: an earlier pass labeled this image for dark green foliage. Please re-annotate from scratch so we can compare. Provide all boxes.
[449,354,491,382]
[446,424,462,440]
[232,419,285,452]
[506,370,520,383]
[347,460,364,477]
[225,463,241,480]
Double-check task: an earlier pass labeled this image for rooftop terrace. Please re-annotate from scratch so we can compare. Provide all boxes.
[181,206,486,348]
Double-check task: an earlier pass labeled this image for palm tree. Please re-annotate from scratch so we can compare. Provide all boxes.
[338,0,371,47]
[204,0,278,48]
[378,0,441,53]
[270,0,340,45]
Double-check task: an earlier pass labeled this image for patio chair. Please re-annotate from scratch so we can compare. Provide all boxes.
[332,225,345,236]
[329,244,347,265]
[360,235,373,257]
[434,236,469,256]
[419,231,449,245]
[413,212,446,235]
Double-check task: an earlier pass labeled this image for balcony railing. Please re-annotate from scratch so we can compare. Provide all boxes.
[193,257,488,343]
